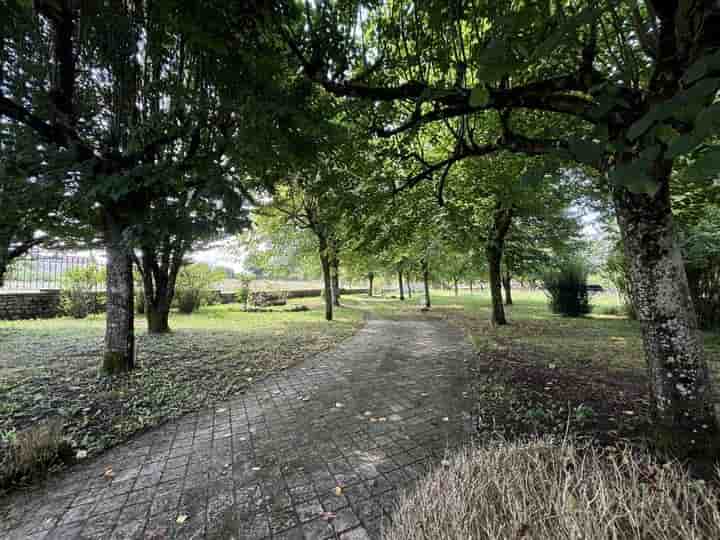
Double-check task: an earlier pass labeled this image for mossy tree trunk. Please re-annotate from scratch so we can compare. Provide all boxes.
[102,212,135,375]
[614,166,719,454]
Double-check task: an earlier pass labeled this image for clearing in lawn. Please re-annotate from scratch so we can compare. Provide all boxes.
[0,298,363,492]
[346,290,720,451]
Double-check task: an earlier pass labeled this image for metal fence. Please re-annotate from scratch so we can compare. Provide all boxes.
[2,251,102,291]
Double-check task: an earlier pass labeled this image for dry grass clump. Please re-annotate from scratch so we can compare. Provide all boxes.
[0,419,72,491]
[384,439,720,540]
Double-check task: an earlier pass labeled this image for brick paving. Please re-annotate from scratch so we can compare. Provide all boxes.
[1,318,477,539]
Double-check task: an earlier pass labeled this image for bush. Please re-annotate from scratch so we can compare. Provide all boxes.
[543,261,592,317]
[174,263,225,314]
[60,264,105,319]
[0,420,73,491]
[384,439,720,540]
[176,288,202,314]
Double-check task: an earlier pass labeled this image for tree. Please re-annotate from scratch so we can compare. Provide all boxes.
[288,1,720,450]
[134,173,250,333]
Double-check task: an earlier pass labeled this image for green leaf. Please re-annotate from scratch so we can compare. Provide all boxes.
[469,86,490,108]
[609,156,660,196]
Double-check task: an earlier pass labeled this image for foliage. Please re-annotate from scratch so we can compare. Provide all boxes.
[0,419,73,493]
[542,260,592,317]
[60,264,106,319]
[174,263,226,313]
[385,439,720,540]
[603,241,636,320]
[0,300,363,493]
[681,206,720,329]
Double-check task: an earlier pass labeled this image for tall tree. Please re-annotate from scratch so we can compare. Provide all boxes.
[289,1,720,450]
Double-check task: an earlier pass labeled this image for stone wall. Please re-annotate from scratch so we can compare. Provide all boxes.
[0,287,369,320]
[0,290,106,320]
[0,290,62,320]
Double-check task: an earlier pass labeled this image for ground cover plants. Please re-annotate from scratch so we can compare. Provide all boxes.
[0,298,363,493]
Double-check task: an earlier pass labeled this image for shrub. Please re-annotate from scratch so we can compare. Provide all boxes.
[0,419,73,491]
[384,439,720,540]
[176,288,202,314]
[174,263,225,314]
[543,261,592,317]
[603,244,637,320]
[60,263,105,319]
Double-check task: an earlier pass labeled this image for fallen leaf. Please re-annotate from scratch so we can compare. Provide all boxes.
[103,466,114,480]
[334,486,343,496]
[176,514,188,524]
[76,450,88,460]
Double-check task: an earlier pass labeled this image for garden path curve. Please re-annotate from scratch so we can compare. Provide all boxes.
[1,317,477,540]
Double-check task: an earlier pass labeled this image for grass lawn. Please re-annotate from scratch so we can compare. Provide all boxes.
[0,297,363,490]
[346,290,720,447]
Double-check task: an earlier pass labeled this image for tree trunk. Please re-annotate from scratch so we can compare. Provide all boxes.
[102,213,135,375]
[453,278,459,296]
[368,272,374,297]
[398,270,405,300]
[407,276,412,298]
[146,301,171,333]
[486,205,512,325]
[487,246,506,325]
[469,280,473,294]
[319,238,333,321]
[614,170,719,454]
[422,259,431,309]
[503,271,513,305]
[331,257,341,307]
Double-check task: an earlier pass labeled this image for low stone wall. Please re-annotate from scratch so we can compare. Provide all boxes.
[0,287,369,320]
[0,290,61,320]
[0,290,106,320]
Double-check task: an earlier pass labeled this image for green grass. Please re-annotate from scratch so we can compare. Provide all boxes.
[0,297,363,491]
[346,290,720,444]
[345,290,720,372]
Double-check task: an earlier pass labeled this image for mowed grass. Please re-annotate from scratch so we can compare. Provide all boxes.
[0,297,363,490]
[345,290,720,444]
[346,290,720,372]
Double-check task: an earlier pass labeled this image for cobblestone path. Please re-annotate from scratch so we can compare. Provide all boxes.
[1,318,477,540]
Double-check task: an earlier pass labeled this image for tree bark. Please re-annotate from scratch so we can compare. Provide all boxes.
[368,272,374,297]
[487,245,506,325]
[422,259,431,309]
[398,270,405,300]
[102,213,135,374]
[407,275,412,298]
[486,205,513,325]
[614,167,719,454]
[453,278,459,296]
[319,237,333,321]
[502,271,513,305]
[331,257,341,307]
[469,280,473,294]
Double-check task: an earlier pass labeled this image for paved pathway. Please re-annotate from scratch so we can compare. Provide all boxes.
[1,318,477,540]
